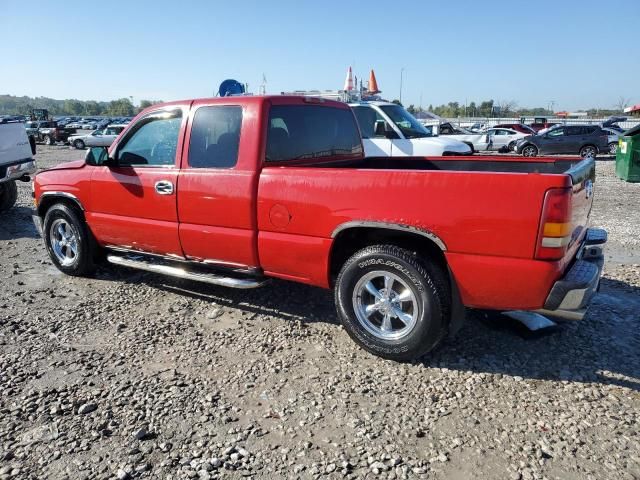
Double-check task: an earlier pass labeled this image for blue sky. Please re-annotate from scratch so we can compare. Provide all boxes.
[1,0,638,111]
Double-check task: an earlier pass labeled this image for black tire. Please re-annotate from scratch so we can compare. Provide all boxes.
[0,181,18,212]
[73,139,85,149]
[335,245,450,361]
[43,203,96,276]
[521,144,538,157]
[579,145,597,158]
[43,135,52,145]
[608,142,617,155]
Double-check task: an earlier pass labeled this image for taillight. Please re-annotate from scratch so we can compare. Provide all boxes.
[535,187,572,260]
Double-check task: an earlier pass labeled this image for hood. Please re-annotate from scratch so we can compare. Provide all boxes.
[414,136,471,152]
[42,159,86,172]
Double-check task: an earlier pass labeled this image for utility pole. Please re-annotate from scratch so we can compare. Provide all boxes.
[399,67,405,104]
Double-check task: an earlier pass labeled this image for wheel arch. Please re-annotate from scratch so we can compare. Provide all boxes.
[328,222,448,286]
[329,222,465,337]
[37,192,85,219]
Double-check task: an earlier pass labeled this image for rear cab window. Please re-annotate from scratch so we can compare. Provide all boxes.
[188,106,242,169]
[266,105,362,163]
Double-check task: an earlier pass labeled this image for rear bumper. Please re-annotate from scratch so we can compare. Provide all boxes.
[535,228,607,321]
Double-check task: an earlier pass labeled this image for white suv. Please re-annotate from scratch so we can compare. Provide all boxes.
[349,101,471,157]
[0,121,36,211]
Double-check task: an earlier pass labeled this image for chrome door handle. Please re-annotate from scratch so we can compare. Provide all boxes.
[155,180,174,195]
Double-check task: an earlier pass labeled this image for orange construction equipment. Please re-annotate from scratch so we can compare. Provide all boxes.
[368,69,380,94]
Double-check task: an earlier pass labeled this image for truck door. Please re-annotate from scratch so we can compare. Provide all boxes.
[176,102,259,269]
[351,105,393,156]
[543,127,568,154]
[88,107,186,257]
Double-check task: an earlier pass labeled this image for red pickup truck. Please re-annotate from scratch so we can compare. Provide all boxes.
[32,96,607,361]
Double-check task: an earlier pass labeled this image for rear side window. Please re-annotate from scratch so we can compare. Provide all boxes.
[583,126,597,135]
[188,106,242,168]
[266,105,362,162]
[566,126,582,136]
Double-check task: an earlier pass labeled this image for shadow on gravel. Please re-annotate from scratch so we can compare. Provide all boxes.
[425,276,640,392]
[107,268,339,325]
[104,266,639,391]
[0,206,40,240]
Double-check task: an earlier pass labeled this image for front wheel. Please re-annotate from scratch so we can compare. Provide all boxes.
[335,245,449,361]
[579,145,597,158]
[0,181,18,212]
[73,139,85,149]
[43,203,96,276]
[43,135,53,145]
[521,145,538,157]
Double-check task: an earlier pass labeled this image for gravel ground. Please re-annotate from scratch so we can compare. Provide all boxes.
[1,146,638,480]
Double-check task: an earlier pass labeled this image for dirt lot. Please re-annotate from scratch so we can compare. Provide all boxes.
[1,146,638,480]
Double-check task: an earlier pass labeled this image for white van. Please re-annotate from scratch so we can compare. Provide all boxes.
[0,121,37,211]
[349,101,471,157]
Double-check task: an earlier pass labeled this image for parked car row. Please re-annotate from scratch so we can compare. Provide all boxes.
[67,125,127,149]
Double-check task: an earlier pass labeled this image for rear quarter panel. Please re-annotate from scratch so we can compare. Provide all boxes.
[257,166,570,298]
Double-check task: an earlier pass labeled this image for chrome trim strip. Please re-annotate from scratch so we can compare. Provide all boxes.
[331,221,447,251]
[106,254,268,289]
[39,191,84,210]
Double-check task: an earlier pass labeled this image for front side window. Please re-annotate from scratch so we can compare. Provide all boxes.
[117,111,182,166]
[266,105,362,162]
[188,106,242,168]
[379,105,433,138]
[548,128,565,137]
[352,106,389,139]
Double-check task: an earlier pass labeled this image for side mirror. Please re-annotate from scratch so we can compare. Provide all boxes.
[85,146,113,166]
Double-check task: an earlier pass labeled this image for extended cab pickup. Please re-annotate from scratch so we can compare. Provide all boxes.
[32,96,607,361]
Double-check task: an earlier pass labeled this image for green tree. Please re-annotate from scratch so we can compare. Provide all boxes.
[138,99,163,113]
[407,104,416,114]
[63,99,84,115]
[84,101,102,116]
[105,98,135,116]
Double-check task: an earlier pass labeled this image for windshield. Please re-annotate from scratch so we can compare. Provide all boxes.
[379,105,433,138]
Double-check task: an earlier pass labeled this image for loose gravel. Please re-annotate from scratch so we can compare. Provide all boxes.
[0,146,638,479]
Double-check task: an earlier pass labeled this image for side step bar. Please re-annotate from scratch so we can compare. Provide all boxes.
[106,254,269,289]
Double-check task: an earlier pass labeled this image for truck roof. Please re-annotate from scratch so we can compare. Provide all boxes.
[142,95,350,112]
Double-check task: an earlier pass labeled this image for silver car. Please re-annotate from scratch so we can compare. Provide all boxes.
[68,125,126,149]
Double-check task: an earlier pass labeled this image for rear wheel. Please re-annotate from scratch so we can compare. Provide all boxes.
[0,181,18,212]
[521,145,538,157]
[608,142,617,155]
[579,145,597,158]
[335,245,449,361]
[43,135,53,145]
[73,139,85,149]
[43,203,96,276]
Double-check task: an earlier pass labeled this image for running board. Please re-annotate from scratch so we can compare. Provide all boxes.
[106,254,268,289]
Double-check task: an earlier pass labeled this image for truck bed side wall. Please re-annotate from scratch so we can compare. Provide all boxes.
[257,167,569,309]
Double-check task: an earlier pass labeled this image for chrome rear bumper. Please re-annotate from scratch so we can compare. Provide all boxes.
[535,228,607,321]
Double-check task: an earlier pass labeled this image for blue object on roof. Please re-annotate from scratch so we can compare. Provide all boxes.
[218,79,245,97]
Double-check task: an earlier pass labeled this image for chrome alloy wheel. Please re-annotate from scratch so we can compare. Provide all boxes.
[352,270,419,340]
[581,146,596,158]
[522,145,537,157]
[50,218,79,267]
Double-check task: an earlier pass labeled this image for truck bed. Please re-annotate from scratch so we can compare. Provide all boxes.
[332,155,587,176]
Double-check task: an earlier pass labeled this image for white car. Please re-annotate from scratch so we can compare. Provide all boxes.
[482,128,530,151]
[68,124,127,149]
[349,102,471,157]
[0,121,36,211]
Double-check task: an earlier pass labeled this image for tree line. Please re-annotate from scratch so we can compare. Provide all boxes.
[399,99,628,118]
[0,95,163,117]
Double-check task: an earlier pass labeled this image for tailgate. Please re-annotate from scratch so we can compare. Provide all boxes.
[565,158,596,257]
